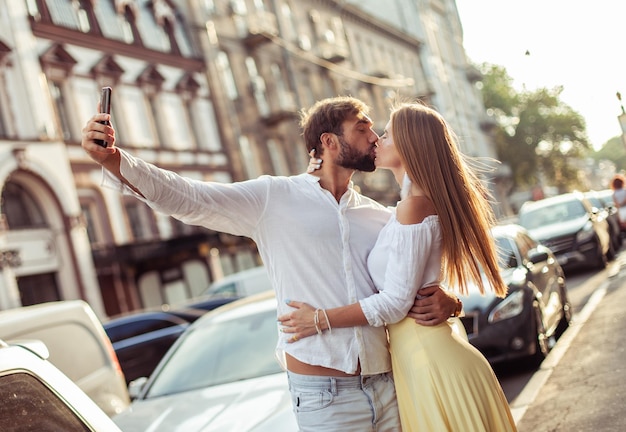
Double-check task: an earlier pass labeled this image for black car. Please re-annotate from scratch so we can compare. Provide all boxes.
[458,224,571,366]
[104,296,241,385]
[518,192,614,270]
[104,311,191,385]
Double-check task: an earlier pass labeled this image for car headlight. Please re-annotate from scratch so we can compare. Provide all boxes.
[488,290,524,323]
[576,221,595,243]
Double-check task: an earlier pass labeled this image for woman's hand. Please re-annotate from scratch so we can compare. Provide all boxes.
[278,300,322,343]
[306,149,323,173]
[81,113,117,164]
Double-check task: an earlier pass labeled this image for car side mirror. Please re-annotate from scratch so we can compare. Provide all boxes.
[128,376,148,400]
[527,248,549,265]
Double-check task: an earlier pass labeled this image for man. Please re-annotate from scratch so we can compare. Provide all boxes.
[82,96,458,431]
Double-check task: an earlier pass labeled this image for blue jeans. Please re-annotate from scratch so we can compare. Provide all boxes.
[287,371,401,432]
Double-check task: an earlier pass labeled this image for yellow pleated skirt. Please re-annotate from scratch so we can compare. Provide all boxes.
[387,317,517,432]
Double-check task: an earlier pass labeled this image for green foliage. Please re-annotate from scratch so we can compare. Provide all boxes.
[592,136,626,172]
[477,63,592,192]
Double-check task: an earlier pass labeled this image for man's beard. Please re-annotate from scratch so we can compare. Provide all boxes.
[336,135,376,172]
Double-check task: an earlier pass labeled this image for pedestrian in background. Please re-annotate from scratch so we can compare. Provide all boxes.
[280,101,517,431]
[611,174,626,230]
[80,95,461,431]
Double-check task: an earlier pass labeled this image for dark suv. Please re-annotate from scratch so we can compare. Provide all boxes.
[518,192,615,270]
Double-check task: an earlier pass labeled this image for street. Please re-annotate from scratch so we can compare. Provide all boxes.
[494,246,625,403]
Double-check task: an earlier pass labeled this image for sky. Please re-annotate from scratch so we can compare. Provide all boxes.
[455,0,626,150]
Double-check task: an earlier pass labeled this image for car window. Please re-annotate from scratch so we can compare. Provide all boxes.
[206,282,237,296]
[520,200,585,229]
[0,372,91,431]
[494,236,518,269]
[587,196,602,209]
[566,200,586,217]
[106,316,188,342]
[145,308,282,398]
[17,323,107,383]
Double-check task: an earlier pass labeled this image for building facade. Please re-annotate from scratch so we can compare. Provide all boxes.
[0,0,503,318]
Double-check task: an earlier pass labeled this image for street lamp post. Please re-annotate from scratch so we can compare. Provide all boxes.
[616,92,626,150]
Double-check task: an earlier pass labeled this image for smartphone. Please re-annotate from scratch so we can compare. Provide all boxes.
[95,86,112,147]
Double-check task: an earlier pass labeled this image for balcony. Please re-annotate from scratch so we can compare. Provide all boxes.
[318,41,349,63]
[260,94,299,126]
[465,64,482,83]
[240,11,278,48]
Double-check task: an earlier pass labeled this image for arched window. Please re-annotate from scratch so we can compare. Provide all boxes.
[1,182,48,229]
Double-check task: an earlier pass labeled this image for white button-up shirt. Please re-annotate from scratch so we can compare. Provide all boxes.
[103,149,393,375]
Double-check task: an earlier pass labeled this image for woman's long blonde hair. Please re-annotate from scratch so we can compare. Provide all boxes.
[391,102,507,297]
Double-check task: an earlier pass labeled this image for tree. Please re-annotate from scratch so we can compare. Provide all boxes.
[592,136,626,173]
[478,63,592,193]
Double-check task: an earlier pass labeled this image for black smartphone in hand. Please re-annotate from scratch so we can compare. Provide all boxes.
[95,86,112,147]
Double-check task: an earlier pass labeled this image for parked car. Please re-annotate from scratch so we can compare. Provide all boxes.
[458,224,572,366]
[113,291,298,432]
[584,190,622,251]
[0,300,130,416]
[0,339,122,431]
[518,192,614,270]
[105,296,241,385]
[202,266,272,298]
[162,295,243,322]
[104,311,192,385]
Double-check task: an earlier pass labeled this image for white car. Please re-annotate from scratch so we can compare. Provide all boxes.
[203,266,272,298]
[0,339,123,431]
[113,291,298,432]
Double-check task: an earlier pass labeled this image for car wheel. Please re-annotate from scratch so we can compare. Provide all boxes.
[594,241,608,269]
[555,287,572,338]
[530,302,550,367]
[606,237,616,261]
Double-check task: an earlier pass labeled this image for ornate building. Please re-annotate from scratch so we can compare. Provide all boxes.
[0,0,503,318]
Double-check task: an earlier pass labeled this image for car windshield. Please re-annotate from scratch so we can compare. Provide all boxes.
[144,306,282,398]
[519,199,586,230]
[494,236,516,269]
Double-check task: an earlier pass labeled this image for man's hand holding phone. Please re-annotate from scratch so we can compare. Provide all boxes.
[81,87,117,165]
[95,86,112,147]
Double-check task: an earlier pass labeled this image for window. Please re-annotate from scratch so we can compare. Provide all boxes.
[0,40,9,138]
[280,3,297,40]
[78,190,110,247]
[48,81,73,141]
[1,182,47,230]
[216,52,238,100]
[495,237,518,269]
[118,86,156,147]
[159,93,193,149]
[146,93,166,147]
[189,98,222,151]
[45,0,89,31]
[246,57,269,117]
[17,273,60,306]
[0,373,92,431]
[270,64,294,110]
[124,200,156,241]
[267,139,289,175]
[93,0,138,44]
[239,135,260,179]
[135,1,171,52]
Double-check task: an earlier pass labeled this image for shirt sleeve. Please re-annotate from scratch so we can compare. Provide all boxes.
[101,148,269,237]
[359,218,438,326]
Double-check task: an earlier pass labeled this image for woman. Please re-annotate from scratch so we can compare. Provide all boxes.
[611,174,626,230]
[279,102,516,431]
